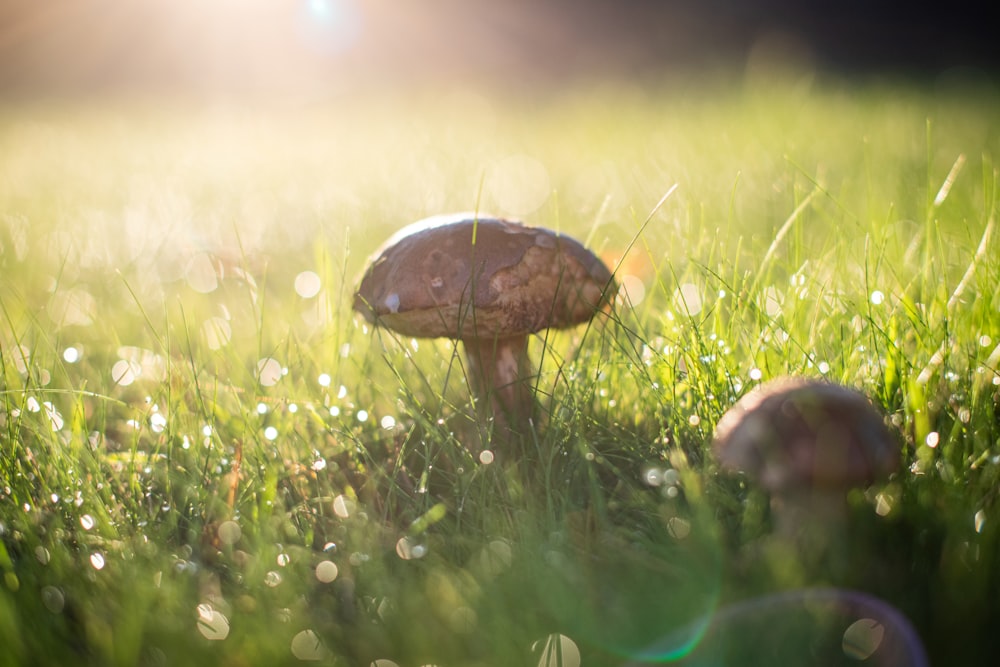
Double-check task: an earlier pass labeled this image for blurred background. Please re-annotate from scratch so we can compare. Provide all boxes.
[1,0,996,101]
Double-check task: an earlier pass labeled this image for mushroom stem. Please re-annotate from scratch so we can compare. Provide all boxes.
[463,334,538,439]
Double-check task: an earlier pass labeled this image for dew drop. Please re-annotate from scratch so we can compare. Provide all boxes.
[264,571,282,587]
[80,514,95,530]
[925,432,940,448]
[318,373,331,387]
[479,450,495,465]
[357,410,369,423]
[975,509,986,533]
[380,415,396,430]
[749,368,763,381]
[63,347,81,363]
[870,290,885,305]
[264,426,279,441]
[257,402,268,415]
[277,553,291,567]
[90,552,106,570]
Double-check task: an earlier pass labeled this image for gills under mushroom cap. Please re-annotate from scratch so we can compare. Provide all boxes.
[353,214,614,339]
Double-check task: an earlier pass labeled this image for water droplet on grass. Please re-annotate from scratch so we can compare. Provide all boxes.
[264,426,278,441]
[257,402,268,415]
[925,432,940,448]
[975,510,986,533]
[479,450,495,465]
[265,571,282,587]
[80,515,95,530]
[277,553,291,567]
[380,415,396,430]
[90,553,105,570]
[870,290,885,305]
[63,346,81,363]
[318,373,331,387]
[356,410,369,423]
[41,585,65,613]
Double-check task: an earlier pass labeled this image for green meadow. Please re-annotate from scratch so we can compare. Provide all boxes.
[1,77,999,665]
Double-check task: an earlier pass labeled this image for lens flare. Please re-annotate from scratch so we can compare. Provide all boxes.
[625,588,928,666]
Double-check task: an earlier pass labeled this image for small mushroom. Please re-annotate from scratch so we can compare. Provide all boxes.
[712,377,900,537]
[354,213,614,440]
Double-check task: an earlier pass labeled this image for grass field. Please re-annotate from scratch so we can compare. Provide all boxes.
[2,76,999,665]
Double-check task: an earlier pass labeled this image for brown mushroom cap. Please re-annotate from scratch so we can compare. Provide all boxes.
[713,377,900,492]
[353,213,614,339]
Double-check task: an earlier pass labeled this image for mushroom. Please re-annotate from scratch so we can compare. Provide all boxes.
[353,213,614,440]
[712,377,900,537]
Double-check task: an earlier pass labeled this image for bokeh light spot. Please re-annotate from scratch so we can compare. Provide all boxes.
[196,604,230,641]
[842,618,885,660]
[315,560,339,583]
[488,154,551,216]
[294,270,322,298]
[256,357,283,386]
[291,629,328,661]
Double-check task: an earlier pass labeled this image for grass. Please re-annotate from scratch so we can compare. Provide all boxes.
[1,75,999,665]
